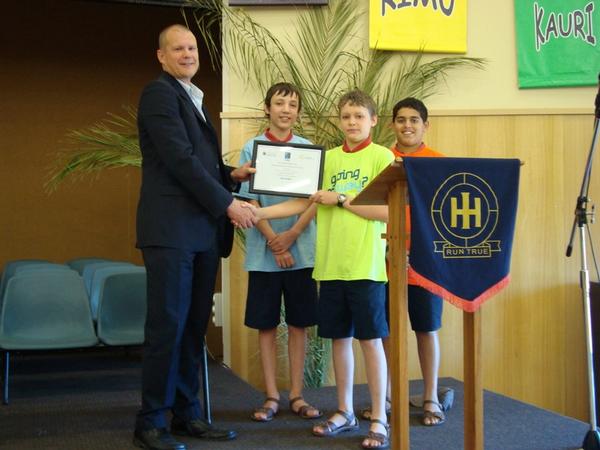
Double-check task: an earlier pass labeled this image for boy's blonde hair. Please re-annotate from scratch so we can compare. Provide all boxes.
[337,90,377,117]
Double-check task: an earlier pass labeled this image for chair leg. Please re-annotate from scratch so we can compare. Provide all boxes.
[3,351,9,405]
[200,339,211,424]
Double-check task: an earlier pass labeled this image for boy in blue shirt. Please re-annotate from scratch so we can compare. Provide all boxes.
[237,82,322,423]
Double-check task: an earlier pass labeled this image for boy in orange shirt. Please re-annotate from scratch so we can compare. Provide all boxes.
[363,97,447,427]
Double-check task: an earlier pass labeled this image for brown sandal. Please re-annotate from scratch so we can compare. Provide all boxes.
[289,396,323,419]
[360,397,392,420]
[361,418,390,449]
[251,397,280,422]
[312,409,359,437]
[422,400,446,426]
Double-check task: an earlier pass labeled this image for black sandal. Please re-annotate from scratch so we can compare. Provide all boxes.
[422,400,446,426]
[312,409,359,437]
[360,397,391,420]
[251,397,280,422]
[289,396,323,419]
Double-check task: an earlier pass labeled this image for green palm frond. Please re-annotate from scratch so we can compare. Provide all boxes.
[304,326,331,388]
[45,107,140,192]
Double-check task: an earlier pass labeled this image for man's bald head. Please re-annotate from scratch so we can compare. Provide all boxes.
[158,24,192,50]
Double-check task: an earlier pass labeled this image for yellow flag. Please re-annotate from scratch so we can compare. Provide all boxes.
[369,0,467,53]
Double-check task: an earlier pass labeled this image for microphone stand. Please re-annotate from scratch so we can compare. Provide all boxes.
[566,74,600,450]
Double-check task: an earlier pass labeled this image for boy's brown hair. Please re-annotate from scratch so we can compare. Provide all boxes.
[264,82,302,113]
[337,90,377,117]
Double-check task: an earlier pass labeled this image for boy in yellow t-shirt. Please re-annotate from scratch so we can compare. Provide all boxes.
[254,90,393,450]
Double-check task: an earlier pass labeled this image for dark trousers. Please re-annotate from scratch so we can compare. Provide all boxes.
[136,244,219,430]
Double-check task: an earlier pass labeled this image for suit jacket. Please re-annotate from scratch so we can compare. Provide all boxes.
[136,72,236,257]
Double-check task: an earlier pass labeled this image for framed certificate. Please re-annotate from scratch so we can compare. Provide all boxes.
[249,140,325,198]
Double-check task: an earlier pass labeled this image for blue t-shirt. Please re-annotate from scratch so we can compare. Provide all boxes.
[238,133,316,272]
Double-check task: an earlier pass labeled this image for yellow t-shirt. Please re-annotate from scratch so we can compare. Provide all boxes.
[313,142,394,281]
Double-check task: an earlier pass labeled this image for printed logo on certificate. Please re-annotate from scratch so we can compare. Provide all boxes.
[249,141,325,198]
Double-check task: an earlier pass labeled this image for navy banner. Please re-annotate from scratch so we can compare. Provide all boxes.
[403,157,520,312]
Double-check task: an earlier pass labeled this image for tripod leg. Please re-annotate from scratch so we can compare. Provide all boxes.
[200,339,211,424]
[583,429,600,450]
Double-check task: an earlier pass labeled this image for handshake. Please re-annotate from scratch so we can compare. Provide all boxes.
[227,162,261,229]
[226,199,260,229]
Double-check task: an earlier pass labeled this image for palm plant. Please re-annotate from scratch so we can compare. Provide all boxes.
[45,107,140,191]
[188,0,485,148]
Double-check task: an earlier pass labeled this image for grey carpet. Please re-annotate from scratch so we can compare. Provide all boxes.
[0,348,589,449]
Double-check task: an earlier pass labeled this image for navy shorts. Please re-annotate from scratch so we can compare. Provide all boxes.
[385,284,443,332]
[318,280,388,340]
[244,268,318,330]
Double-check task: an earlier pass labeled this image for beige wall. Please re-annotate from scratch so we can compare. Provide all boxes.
[221,0,599,421]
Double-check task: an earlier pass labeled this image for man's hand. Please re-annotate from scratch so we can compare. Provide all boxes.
[230,162,256,183]
[268,229,299,254]
[227,199,256,229]
[310,190,339,206]
[243,202,266,221]
[273,250,295,269]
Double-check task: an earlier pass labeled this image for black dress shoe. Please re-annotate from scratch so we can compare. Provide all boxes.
[171,417,237,441]
[133,428,187,450]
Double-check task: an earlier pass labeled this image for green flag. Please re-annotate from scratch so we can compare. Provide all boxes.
[514,0,600,88]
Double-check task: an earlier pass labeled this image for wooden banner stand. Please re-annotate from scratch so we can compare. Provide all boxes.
[353,160,483,450]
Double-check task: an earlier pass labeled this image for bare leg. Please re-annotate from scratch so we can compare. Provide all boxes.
[382,337,391,399]
[416,330,441,425]
[253,328,280,420]
[362,337,391,420]
[312,338,354,434]
[360,338,389,448]
[288,325,307,399]
[287,325,321,417]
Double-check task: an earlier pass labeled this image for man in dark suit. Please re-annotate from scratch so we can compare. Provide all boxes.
[133,24,256,450]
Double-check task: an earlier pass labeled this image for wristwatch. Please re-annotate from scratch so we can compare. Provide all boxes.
[337,193,347,208]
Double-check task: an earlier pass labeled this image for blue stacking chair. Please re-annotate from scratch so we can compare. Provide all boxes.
[0,269,98,404]
[66,257,111,275]
[82,262,134,298]
[0,259,51,301]
[87,264,137,321]
[95,267,147,346]
[14,263,72,276]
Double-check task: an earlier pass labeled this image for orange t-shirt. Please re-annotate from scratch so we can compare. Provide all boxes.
[389,143,445,285]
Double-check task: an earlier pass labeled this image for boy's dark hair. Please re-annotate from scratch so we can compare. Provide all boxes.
[264,82,302,113]
[392,97,428,122]
[337,90,377,117]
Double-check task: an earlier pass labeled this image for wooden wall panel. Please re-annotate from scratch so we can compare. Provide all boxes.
[1,1,178,269]
[225,112,597,421]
